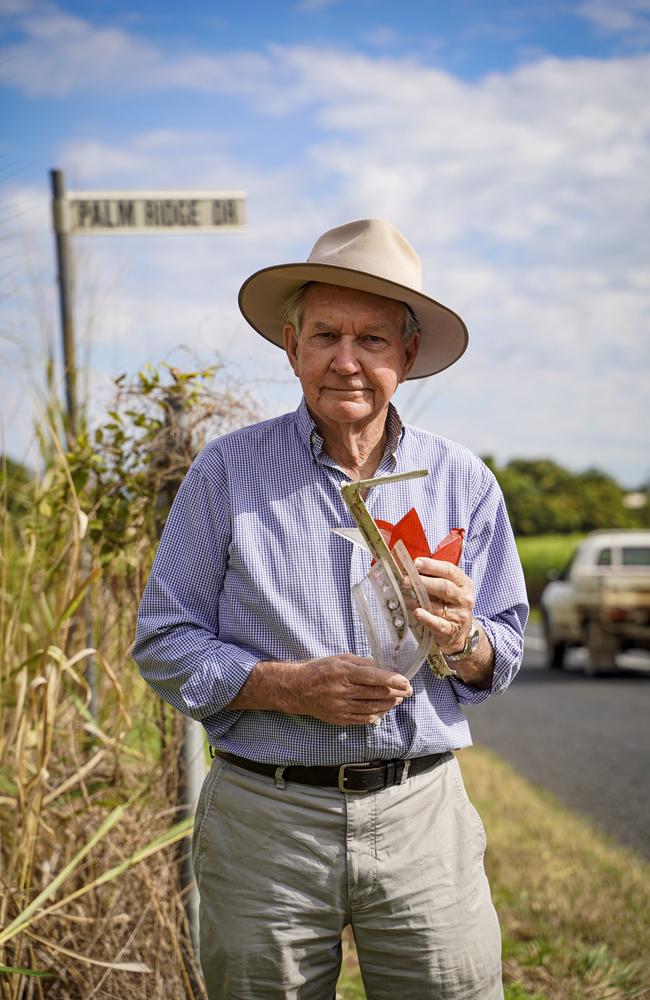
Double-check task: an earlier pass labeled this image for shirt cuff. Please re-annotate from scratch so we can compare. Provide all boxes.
[180,642,261,717]
[449,616,520,705]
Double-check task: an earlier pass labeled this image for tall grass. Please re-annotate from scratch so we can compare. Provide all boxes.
[0,365,257,999]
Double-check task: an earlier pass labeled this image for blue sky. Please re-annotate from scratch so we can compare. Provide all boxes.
[1,0,649,486]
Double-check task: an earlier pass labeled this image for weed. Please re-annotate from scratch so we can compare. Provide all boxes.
[0,364,256,998]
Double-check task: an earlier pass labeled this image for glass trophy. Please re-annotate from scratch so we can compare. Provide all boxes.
[335,469,456,680]
[351,538,434,679]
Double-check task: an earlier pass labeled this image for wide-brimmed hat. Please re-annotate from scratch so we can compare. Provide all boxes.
[238,218,468,379]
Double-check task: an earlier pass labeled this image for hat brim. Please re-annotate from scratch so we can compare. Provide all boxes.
[238,263,468,379]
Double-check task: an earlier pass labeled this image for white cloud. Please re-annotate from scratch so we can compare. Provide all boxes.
[1,6,649,484]
[577,0,650,36]
[279,48,650,258]
[0,2,278,98]
[0,7,164,96]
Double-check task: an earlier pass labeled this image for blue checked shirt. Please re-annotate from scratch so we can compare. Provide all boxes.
[133,398,528,766]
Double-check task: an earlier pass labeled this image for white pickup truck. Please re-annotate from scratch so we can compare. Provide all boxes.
[539,530,650,671]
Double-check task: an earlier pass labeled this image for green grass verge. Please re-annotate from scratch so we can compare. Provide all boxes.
[335,746,650,1000]
[515,533,586,606]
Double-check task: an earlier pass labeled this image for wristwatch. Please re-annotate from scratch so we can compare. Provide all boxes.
[444,619,481,662]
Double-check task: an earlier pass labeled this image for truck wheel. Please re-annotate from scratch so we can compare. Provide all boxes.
[585,620,618,673]
[541,613,566,669]
[547,640,566,670]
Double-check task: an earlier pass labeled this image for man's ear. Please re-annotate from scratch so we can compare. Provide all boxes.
[399,331,420,384]
[283,325,300,375]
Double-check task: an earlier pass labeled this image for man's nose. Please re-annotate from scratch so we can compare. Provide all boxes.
[331,336,361,372]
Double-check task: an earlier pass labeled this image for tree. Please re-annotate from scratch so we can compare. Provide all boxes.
[482,456,638,535]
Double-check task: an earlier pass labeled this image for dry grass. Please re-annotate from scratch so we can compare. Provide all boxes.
[4,802,201,999]
[461,746,650,1000]
[0,481,200,997]
[0,373,224,999]
[0,537,204,1000]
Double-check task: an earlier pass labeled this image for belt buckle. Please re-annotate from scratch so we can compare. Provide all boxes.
[338,762,371,793]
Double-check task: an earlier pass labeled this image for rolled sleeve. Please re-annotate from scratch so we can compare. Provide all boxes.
[449,461,529,705]
[450,609,527,705]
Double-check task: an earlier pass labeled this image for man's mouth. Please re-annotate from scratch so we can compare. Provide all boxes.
[322,386,369,394]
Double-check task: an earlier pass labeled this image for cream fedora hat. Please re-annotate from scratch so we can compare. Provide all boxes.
[238,218,468,379]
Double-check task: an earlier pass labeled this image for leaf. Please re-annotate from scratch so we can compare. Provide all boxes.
[42,748,104,806]
[0,800,130,946]
[0,768,18,796]
[0,965,56,978]
[52,566,101,630]
[25,933,152,973]
[77,509,89,539]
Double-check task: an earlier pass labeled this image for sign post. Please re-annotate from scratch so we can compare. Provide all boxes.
[50,170,79,439]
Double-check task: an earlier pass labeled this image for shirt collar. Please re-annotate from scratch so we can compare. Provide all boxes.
[294,396,404,466]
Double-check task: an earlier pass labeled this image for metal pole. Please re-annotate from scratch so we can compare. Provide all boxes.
[50,169,97,720]
[181,718,206,959]
[50,169,77,440]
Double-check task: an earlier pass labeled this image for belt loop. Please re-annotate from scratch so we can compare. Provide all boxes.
[274,765,287,790]
[399,759,411,784]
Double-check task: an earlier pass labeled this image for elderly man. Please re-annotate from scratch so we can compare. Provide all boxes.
[133,219,528,1000]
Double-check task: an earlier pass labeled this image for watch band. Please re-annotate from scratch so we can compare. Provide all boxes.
[444,619,480,662]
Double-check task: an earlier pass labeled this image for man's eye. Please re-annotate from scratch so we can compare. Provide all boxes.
[364,335,387,345]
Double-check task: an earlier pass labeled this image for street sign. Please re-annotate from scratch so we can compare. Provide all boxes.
[54,190,246,235]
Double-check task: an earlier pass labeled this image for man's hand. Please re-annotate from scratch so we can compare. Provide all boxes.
[292,656,412,724]
[411,557,475,655]
[412,557,495,689]
[229,654,412,725]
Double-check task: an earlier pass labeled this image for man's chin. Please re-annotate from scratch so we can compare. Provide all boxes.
[317,399,375,423]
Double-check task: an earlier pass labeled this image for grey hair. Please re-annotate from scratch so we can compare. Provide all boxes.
[280,282,314,337]
[281,282,420,344]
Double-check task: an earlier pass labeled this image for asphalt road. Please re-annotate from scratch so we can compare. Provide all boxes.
[462,622,650,860]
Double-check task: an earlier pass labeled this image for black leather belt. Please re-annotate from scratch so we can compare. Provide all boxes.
[213,749,451,793]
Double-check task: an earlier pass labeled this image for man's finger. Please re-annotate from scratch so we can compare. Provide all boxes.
[345,666,412,694]
[415,557,468,586]
[414,606,458,634]
[347,695,408,709]
[347,694,407,710]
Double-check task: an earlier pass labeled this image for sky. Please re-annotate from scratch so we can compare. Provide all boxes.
[1,0,649,487]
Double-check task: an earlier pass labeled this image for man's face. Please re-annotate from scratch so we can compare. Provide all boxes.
[283,283,419,433]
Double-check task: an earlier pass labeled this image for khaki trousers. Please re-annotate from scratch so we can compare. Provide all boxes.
[192,753,503,1000]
